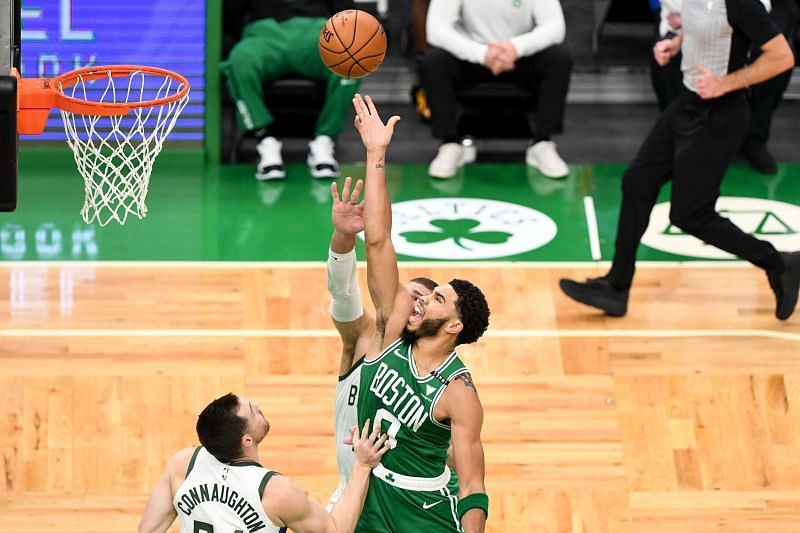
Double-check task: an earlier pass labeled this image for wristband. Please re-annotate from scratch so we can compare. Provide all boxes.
[457,492,489,521]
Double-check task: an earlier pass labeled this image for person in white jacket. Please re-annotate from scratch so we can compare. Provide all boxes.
[421,0,573,179]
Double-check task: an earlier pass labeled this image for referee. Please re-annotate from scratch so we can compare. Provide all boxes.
[560,0,800,320]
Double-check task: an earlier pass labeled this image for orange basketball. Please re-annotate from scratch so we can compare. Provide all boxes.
[319,10,387,79]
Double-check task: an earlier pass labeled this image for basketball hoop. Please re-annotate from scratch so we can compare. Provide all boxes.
[15,65,190,225]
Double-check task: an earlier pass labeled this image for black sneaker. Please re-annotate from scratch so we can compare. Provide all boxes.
[739,136,777,174]
[559,276,629,317]
[767,251,800,320]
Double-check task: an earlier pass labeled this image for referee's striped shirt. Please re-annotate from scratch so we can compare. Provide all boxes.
[681,0,781,93]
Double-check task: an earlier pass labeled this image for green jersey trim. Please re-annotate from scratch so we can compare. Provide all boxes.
[258,471,280,499]
[185,446,202,477]
[429,367,470,429]
[407,346,458,383]
[338,356,364,382]
[227,460,264,467]
[362,337,404,367]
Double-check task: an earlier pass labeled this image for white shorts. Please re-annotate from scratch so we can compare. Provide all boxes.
[326,359,362,511]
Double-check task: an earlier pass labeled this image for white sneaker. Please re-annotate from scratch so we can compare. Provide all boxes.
[428,143,465,179]
[255,137,285,181]
[307,135,340,179]
[526,140,569,178]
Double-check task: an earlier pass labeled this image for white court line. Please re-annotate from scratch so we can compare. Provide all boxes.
[583,196,602,261]
[1,329,797,341]
[0,260,759,269]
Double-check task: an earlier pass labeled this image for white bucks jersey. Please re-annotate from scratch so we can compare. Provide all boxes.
[174,446,283,533]
[327,358,363,511]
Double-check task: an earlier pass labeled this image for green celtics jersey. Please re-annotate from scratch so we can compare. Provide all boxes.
[357,337,469,478]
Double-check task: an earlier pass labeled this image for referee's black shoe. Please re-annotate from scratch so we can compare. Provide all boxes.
[559,276,629,317]
[768,252,800,321]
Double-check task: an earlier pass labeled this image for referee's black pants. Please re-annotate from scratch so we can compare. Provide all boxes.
[420,45,572,141]
[607,87,786,290]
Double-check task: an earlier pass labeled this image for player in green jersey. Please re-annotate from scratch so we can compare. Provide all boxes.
[325,175,441,511]
[350,94,490,533]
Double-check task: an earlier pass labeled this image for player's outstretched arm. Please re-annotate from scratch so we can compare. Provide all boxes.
[264,421,390,533]
[328,176,375,373]
[444,374,488,533]
[138,447,194,533]
[352,94,403,347]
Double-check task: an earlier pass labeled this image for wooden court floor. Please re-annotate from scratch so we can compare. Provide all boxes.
[1,262,799,533]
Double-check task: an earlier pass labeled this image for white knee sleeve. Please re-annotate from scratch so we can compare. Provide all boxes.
[327,248,364,322]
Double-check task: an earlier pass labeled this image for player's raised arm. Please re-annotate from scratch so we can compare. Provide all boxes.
[264,421,389,533]
[328,176,375,372]
[352,94,402,344]
[443,374,488,533]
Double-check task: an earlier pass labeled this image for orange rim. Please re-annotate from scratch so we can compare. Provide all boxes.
[51,65,190,116]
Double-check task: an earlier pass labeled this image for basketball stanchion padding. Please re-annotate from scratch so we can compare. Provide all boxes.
[15,65,190,225]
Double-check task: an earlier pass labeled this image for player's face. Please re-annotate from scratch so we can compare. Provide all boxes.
[406,283,458,332]
[404,281,433,325]
[238,397,269,444]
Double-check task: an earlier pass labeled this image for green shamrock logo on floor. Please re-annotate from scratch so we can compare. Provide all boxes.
[400,219,512,250]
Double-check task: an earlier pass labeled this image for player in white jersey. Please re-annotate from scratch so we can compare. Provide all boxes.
[325,177,438,510]
[138,392,389,533]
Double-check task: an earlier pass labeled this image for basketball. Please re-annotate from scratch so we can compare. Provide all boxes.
[318,10,387,79]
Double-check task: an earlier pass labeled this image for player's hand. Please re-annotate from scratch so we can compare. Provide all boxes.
[653,38,678,66]
[352,94,400,153]
[331,176,365,235]
[695,64,727,99]
[350,419,390,469]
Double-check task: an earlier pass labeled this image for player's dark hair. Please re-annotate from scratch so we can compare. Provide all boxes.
[196,393,247,463]
[449,278,490,346]
[410,277,438,291]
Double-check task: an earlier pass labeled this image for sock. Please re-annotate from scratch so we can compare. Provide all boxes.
[253,126,273,142]
[327,248,363,322]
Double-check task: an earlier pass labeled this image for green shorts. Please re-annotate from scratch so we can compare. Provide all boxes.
[355,470,462,533]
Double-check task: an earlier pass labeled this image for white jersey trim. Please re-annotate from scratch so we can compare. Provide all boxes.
[408,346,458,382]
[363,337,404,366]
[373,463,451,491]
[441,484,461,531]
[429,367,469,429]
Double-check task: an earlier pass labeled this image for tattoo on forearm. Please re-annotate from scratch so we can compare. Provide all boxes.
[455,372,476,391]
[375,162,384,168]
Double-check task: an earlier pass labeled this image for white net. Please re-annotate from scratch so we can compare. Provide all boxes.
[57,68,190,226]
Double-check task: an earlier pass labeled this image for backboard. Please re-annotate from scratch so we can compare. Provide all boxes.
[0,0,19,211]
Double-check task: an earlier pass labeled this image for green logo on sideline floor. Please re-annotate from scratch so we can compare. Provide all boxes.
[369,198,557,260]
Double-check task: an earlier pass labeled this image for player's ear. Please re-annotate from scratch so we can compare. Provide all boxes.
[241,433,254,450]
[446,319,463,337]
